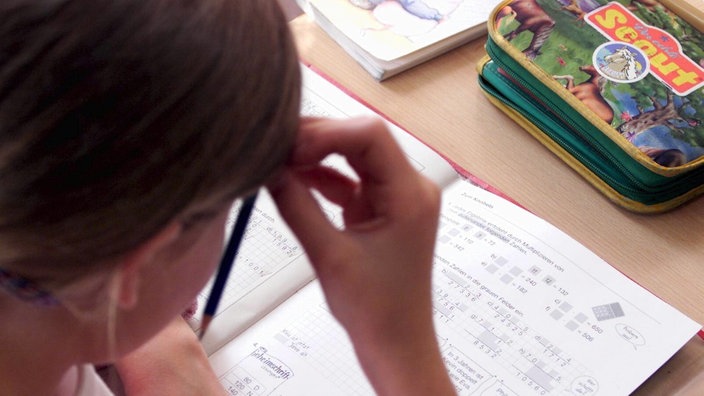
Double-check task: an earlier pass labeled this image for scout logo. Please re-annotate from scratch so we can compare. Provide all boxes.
[585,2,704,96]
[593,42,649,83]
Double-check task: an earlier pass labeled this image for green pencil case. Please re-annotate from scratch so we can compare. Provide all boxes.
[477,0,704,213]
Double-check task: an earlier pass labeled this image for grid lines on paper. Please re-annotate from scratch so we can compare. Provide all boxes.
[280,304,372,395]
[199,209,305,317]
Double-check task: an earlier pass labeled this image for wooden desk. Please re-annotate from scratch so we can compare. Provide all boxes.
[290,12,704,395]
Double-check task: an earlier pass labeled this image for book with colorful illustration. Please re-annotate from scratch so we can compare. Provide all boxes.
[297,0,504,79]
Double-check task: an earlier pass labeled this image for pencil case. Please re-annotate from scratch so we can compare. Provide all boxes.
[477,0,704,213]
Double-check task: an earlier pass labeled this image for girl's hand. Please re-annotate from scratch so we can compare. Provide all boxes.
[270,117,455,396]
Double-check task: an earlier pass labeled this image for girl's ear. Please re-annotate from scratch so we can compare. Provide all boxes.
[114,222,182,309]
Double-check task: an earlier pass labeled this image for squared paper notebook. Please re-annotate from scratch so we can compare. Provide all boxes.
[297,0,504,80]
[189,65,701,395]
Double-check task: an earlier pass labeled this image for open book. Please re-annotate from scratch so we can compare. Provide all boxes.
[190,66,701,395]
[296,0,504,80]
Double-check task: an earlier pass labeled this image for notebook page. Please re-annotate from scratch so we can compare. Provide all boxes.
[208,179,700,395]
[193,65,459,354]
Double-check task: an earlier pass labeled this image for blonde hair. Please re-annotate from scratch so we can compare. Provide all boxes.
[0,0,300,289]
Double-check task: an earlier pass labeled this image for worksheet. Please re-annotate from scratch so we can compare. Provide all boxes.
[207,178,699,395]
[200,66,700,395]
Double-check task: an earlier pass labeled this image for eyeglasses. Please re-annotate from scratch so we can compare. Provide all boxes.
[0,192,259,320]
[0,267,60,307]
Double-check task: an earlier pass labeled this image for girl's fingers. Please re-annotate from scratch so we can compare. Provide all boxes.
[293,117,415,189]
[293,165,358,208]
[293,166,380,226]
[267,171,343,264]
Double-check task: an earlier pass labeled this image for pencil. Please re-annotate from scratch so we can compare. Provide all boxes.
[199,191,258,340]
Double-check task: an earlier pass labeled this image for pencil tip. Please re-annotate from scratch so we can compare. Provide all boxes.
[199,316,213,340]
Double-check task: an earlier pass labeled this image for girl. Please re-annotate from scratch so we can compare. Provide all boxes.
[0,1,455,395]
